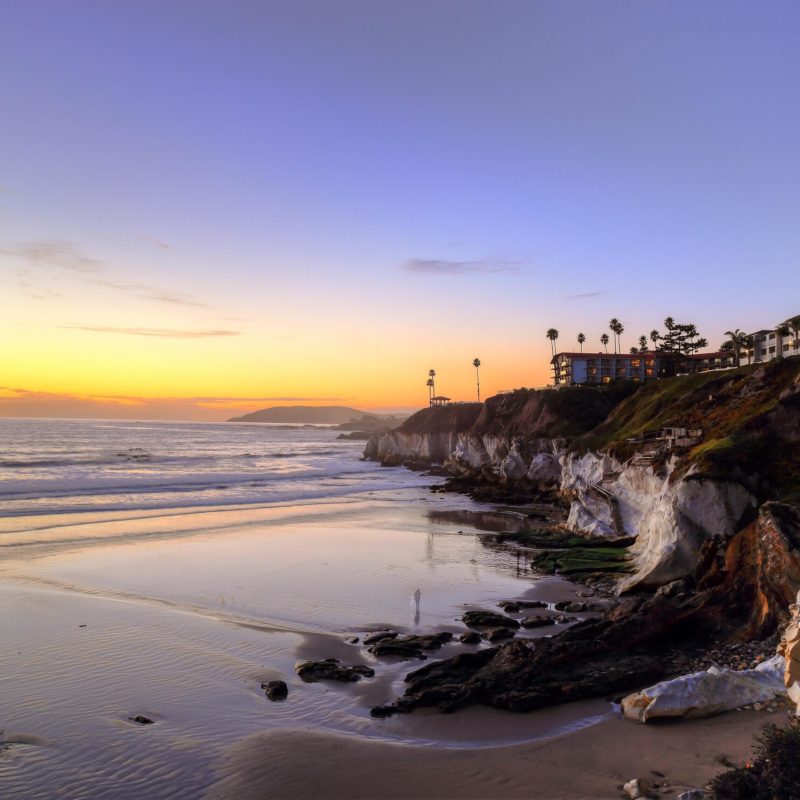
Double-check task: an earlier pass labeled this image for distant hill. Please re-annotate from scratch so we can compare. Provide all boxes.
[228,405,374,424]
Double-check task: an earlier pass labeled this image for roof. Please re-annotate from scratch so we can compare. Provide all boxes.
[551,351,660,362]
[431,395,451,400]
[551,350,732,363]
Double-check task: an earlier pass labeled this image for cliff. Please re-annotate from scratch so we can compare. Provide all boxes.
[366,359,800,593]
[365,384,635,481]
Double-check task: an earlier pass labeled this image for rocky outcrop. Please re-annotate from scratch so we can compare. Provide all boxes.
[777,590,800,711]
[621,655,785,723]
[371,503,800,717]
[561,452,757,591]
[365,385,633,494]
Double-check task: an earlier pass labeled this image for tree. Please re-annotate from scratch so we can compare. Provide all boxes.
[724,329,747,366]
[638,335,648,352]
[776,324,791,359]
[428,368,436,399]
[788,316,800,354]
[600,333,609,353]
[473,358,481,403]
[609,319,620,354]
[577,332,586,353]
[630,346,638,354]
[650,329,660,350]
[546,328,559,356]
[426,377,434,405]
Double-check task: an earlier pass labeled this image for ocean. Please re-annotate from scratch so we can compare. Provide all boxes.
[0,417,430,518]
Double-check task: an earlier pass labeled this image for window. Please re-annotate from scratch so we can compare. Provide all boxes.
[631,359,641,368]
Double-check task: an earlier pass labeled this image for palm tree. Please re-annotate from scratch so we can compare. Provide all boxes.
[789,316,800,354]
[473,358,481,403]
[650,329,660,350]
[577,332,586,353]
[428,369,436,400]
[724,329,745,367]
[638,335,647,352]
[426,377,434,405]
[776,324,791,359]
[600,333,609,353]
[609,319,620,354]
[546,328,559,356]
[615,321,625,352]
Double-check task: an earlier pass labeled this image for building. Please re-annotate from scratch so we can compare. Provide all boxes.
[740,315,800,365]
[430,395,451,407]
[551,351,735,387]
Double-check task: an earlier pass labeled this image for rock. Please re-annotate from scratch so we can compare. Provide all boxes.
[295,659,375,683]
[623,778,657,799]
[368,633,452,660]
[344,635,359,644]
[261,680,288,701]
[621,655,786,722]
[462,610,520,629]
[129,715,154,725]
[363,631,397,645]
[497,601,521,613]
[553,600,610,613]
[520,615,556,629]
[777,589,800,712]
[459,631,481,644]
[482,627,516,642]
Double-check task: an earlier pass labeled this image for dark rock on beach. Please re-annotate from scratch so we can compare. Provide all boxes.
[295,659,375,683]
[459,631,482,644]
[363,631,397,646]
[368,632,453,660]
[482,627,516,642]
[520,615,556,629]
[462,610,520,629]
[262,680,288,701]
[129,715,154,725]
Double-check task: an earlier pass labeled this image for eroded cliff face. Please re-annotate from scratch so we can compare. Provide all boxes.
[365,361,800,594]
[561,452,757,591]
[365,386,630,490]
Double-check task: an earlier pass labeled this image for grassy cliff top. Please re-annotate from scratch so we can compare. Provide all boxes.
[575,358,800,500]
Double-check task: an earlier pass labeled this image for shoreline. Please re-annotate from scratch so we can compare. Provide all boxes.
[0,486,787,798]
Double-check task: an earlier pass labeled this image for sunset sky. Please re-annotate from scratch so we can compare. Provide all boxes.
[2,1,799,420]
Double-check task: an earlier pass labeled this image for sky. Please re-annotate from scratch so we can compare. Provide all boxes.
[1,0,799,420]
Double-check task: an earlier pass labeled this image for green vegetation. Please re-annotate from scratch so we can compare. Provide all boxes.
[707,719,800,799]
[573,358,800,500]
[531,546,633,576]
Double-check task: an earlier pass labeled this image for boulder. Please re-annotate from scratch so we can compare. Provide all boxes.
[459,631,481,644]
[262,680,288,701]
[520,615,556,629]
[295,659,375,683]
[363,631,397,645]
[482,627,516,642]
[368,632,453,660]
[777,590,800,711]
[621,655,786,723]
[462,610,520,629]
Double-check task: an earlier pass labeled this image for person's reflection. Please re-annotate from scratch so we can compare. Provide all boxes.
[413,587,421,626]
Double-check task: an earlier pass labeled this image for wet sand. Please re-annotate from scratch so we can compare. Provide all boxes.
[207,712,779,800]
[0,491,780,798]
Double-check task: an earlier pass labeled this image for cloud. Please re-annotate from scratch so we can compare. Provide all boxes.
[3,239,104,273]
[0,387,347,421]
[402,258,527,275]
[141,235,171,251]
[3,238,207,307]
[60,326,240,338]
[562,290,606,300]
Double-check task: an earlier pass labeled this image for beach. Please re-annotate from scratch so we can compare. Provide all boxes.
[0,420,777,799]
